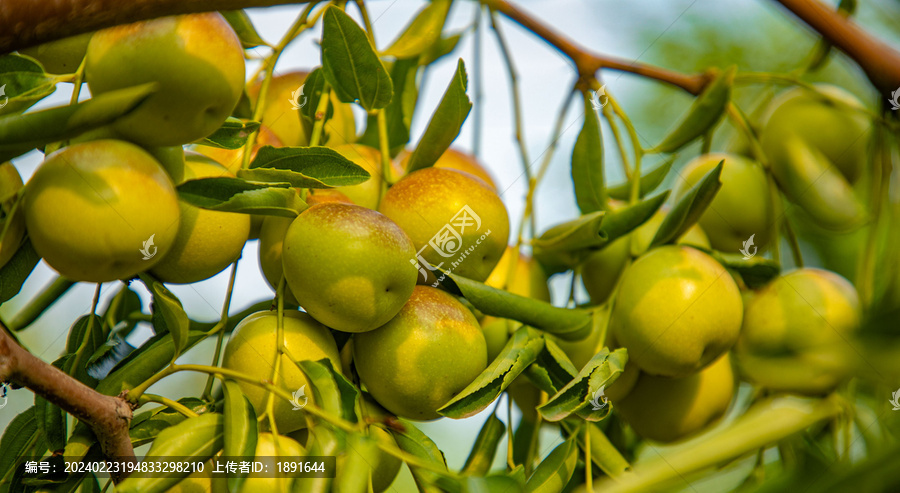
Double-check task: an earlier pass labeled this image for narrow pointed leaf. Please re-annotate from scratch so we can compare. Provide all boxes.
[405,59,471,173]
[382,0,452,59]
[648,66,734,153]
[0,239,40,304]
[195,117,260,149]
[649,161,723,248]
[0,54,56,116]
[438,327,544,418]
[537,348,627,422]
[572,93,606,213]
[607,155,676,200]
[533,192,668,274]
[389,418,450,492]
[321,6,393,110]
[239,146,370,188]
[525,337,579,395]
[702,248,781,288]
[177,177,306,217]
[297,358,360,423]
[0,408,40,485]
[0,83,157,160]
[116,413,225,493]
[357,58,417,151]
[525,438,578,493]
[334,434,380,493]
[462,413,506,475]
[438,274,592,341]
[139,274,190,360]
[96,330,207,396]
[222,380,257,492]
[221,10,268,48]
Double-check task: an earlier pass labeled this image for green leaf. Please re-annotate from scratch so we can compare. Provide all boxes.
[116,413,225,493]
[537,348,627,422]
[438,274,592,341]
[357,58,418,152]
[0,83,156,161]
[0,54,56,116]
[96,330,207,396]
[129,409,187,448]
[65,315,102,355]
[139,274,190,361]
[334,433,380,493]
[221,10,269,48]
[439,327,544,418]
[648,66,735,153]
[321,6,393,111]
[297,358,360,423]
[239,146,371,188]
[607,155,675,200]
[571,93,606,214]
[461,413,506,476]
[0,238,40,304]
[35,390,67,452]
[405,59,471,173]
[525,438,578,493]
[177,177,305,217]
[389,419,449,491]
[299,68,335,131]
[420,33,463,66]
[382,0,452,59]
[194,117,261,149]
[533,192,668,274]
[649,160,723,248]
[702,248,781,289]
[222,380,257,492]
[524,337,579,395]
[0,407,40,484]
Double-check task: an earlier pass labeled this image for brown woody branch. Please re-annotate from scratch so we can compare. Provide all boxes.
[0,0,306,54]
[774,0,900,96]
[482,0,714,95]
[0,323,135,483]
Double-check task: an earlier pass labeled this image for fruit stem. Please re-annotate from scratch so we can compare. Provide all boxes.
[308,83,333,148]
[584,424,593,491]
[506,394,516,469]
[602,103,633,180]
[602,88,643,204]
[6,275,75,332]
[201,259,239,400]
[782,218,804,268]
[67,283,103,379]
[561,420,631,479]
[139,393,199,418]
[376,109,392,198]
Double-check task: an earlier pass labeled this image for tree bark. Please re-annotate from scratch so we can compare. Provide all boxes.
[0,324,135,483]
[774,0,900,96]
[0,0,305,53]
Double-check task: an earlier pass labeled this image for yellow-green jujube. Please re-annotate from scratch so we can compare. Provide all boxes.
[247,71,357,147]
[85,13,245,146]
[380,167,510,283]
[150,153,250,284]
[24,140,181,282]
[19,33,92,74]
[397,148,498,191]
[616,353,735,443]
[734,268,860,395]
[239,433,305,493]
[581,202,709,305]
[673,153,774,252]
[282,203,417,333]
[610,245,742,378]
[760,84,869,184]
[329,144,384,209]
[222,311,340,433]
[0,162,26,269]
[354,286,488,420]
